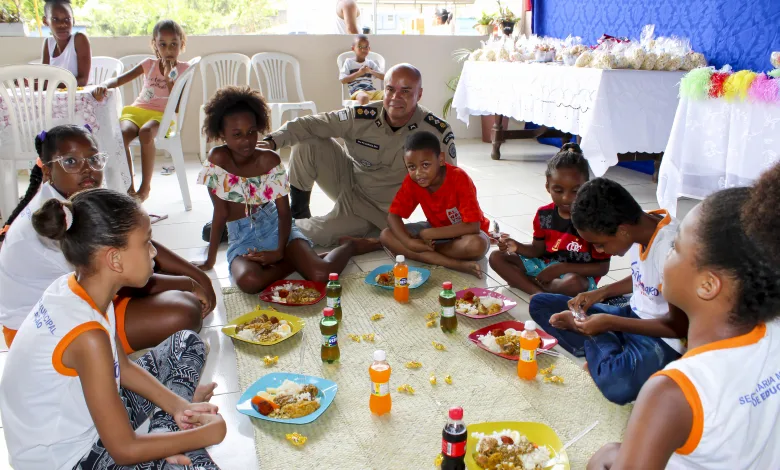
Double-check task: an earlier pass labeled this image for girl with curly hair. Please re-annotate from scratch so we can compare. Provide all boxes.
[193,86,358,293]
[588,162,780,470]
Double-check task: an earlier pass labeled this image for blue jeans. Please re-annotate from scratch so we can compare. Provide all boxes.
[530,293,682,405]
[226,202,312,267]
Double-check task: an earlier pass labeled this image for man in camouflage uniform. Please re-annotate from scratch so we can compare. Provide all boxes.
[258,64,457,246]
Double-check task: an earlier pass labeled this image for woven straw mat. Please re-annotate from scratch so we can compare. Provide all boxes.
[222,267,631,469]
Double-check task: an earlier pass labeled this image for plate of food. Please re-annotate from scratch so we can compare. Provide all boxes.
[221,310,304,346]
[364,265,431,290]
[466,422,569,470]
[455,288,517,318]
[468,320,558,360]
[258,280,326,306]
[236,372,337,425]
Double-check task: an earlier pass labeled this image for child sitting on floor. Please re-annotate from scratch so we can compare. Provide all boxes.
[529,178,683,405]
[41,0,91,86]
[193,86,361,293]
[489,143,610,296]
[340,34,384,105]
[0,125,213,352]
[588,163,780,470]
[379,131,490,278]
[0,188,224,470]
[92,19,190,202]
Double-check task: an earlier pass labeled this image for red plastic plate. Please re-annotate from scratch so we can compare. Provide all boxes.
[455,288,518,319]
[468,320,558,361]
[258,280,327,306]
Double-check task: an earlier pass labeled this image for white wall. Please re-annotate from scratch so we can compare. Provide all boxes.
[1,34,484,154]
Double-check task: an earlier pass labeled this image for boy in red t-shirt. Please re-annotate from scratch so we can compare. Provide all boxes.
[489,143,610,296]
[380,131,490,278]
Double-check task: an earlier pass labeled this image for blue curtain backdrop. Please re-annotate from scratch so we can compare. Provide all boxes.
[532,0,780,72]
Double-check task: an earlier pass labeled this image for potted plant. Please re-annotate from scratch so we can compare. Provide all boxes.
[495,1,516,36]
[0,4,28,37]
[473,12,494,36]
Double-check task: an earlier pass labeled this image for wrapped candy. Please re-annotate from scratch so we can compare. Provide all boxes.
[263,355,279,367]
[286,432,307,446]
[426,319,436,328]
[397,384,415,394]
[444,375,453,385]
[544,375,565,384]
[432,341,446,351]
[406,361,423,369]
[641,52,658,70]
[434,454,444,466]
[425,312,439,321]
[539,364,556,376]
[348,334,361,343]
[430,373,437,385]
[362,333,375,342]
[371,313,384,321]
[575,50,593,68]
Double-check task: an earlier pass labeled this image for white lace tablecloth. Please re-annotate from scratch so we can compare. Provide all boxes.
[0,88,130,192]
[657,98,780,216]
[452,61,684,175]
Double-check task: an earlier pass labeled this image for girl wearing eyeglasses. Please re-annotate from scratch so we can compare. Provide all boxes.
[0,125,217,357]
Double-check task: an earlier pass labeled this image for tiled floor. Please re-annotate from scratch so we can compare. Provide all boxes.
[1,138,664,468]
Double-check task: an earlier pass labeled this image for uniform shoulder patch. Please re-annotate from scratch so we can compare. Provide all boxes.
[354,106,378,119]
[423,113,449,134]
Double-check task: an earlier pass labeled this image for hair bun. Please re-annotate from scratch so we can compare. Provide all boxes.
[32,199,72,241]
[561,142,583,154]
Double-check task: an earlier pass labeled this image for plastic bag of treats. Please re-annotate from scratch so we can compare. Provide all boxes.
[591,50,616,69]
[575,50,594,67]
[611,42,631,69]
[625,42,646,69]
[641,51,658,70]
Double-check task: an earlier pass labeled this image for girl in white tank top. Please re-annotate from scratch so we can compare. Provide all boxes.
[41,0,91,85]
[588,163,780,470]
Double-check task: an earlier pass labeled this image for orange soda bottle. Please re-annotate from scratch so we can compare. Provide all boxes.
[369,350,392,415]
[393,255,409,303]
[517,320,541,380]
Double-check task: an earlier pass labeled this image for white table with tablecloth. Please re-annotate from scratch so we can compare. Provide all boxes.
[452,61,684,176]
[0,88,130,211]
[656,98,780,216]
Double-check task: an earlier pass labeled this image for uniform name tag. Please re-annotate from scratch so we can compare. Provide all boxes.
[356,139,380,150]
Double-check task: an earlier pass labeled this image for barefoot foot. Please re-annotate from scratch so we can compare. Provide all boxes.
[458,261,483,279]
[338,236,382,256]
[193,382,217,402]
[549,311,578,331]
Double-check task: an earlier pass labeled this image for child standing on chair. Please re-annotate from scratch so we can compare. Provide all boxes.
[41,0,91,86]
[92,19,189,202]
[379,131,490,278]
[340,34,384,105]
[489,143,611,296]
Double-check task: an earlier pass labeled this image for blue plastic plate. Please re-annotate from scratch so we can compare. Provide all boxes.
[364,265,431,290]
[236,372,337,424]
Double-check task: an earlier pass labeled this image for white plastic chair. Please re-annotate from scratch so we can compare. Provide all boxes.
[0,65,76,221]
[250,53,317,131]
[336,51,386,107]
[89,56,123,86]
[199,53,251,162]
[127,57,201,211]
[118,54,154,110]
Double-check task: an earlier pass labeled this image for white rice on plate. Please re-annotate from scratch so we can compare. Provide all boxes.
[408,270,423,288]
[471,429,551,469]
[477,328,521,354]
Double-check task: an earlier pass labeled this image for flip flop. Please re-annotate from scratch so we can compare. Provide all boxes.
[161,166,176,176]
[150,214,169,224]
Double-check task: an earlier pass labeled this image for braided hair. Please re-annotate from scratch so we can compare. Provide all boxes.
[545,142,589,181]
[0,125,95,242]
[696,182,780,326]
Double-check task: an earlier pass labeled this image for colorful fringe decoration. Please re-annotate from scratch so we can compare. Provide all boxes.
[723,70,758,101]
[680,67,780,104]
[679,67,713,100]
[747,74,780,104]
[709,71,731,98]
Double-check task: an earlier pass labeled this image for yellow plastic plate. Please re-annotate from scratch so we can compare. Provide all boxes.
[465,421,570,470]
[221,309,304,346]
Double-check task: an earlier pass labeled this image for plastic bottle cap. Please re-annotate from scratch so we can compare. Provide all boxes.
[448,406,463,420]
[442,281,453,290]
[329,273,339,281]
[323,307,335,317]
[396,255,405,263]
[524,320,538,331]
[373,350,386,361]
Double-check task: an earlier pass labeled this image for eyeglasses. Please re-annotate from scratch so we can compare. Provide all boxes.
[51,153,108,173]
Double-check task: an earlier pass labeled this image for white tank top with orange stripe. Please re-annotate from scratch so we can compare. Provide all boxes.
[0,274,120,470]
[657,321,780,470]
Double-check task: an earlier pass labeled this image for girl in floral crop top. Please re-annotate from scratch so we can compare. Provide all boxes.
[193,86,358,294]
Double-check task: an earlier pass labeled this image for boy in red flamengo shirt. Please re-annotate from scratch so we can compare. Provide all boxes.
[380,131,490,278]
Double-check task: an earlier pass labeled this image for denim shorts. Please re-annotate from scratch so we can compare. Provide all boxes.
[518,255,598,291]
[226,202,312,267]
